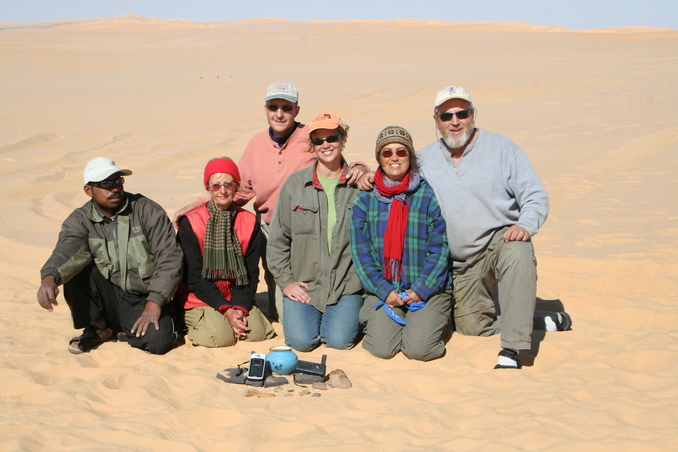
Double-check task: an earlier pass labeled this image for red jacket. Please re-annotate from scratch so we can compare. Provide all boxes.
[176,204,258,313]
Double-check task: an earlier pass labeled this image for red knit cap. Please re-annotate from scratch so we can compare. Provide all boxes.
[203,157,241,188]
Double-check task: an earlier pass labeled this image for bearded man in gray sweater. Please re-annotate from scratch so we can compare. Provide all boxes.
[416,86,571,369]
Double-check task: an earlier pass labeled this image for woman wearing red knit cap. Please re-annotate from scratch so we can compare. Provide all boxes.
[176,157,275,347]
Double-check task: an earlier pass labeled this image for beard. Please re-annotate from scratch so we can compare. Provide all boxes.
[440,119,475,150]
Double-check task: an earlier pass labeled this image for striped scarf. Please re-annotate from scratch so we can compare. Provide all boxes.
[202,200,249,285]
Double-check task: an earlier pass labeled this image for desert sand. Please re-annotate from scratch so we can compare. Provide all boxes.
[1,16,677,451]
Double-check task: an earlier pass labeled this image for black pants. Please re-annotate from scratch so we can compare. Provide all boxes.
[63,262,176,355]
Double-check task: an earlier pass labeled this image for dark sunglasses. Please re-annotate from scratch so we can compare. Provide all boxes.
[266,104,295,112]
[381,149,409,159]
[89,177,124,189]
[210,182,237,192]
[437,109,473,121]
[311,134,343,146]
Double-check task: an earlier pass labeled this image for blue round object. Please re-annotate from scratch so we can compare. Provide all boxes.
[266,346,298,375]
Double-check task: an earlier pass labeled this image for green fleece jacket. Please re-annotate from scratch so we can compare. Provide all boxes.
[40,193,183,306]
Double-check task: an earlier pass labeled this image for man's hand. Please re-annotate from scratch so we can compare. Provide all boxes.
[224,308,250,339]
[503,225,531,242]
[131,301,161,337]
[346,164,368,186]
[356,171,375,191]
[37,275,59,311]
[283,281,311,303]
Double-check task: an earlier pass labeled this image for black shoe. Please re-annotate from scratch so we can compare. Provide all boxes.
[546,312,572,331]
[494,348,522,369]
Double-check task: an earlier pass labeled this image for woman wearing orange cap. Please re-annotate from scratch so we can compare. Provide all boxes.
[267,113,364,352]
[176,157,275,347]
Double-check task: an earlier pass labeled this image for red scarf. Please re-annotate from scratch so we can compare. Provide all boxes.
[374,168,410,281]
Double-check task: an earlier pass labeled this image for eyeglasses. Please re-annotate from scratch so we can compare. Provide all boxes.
[437,109,473,121]
[311,134,343,146]
[210,182,238,192]
[381,149,409,159]
[89,177,124,189]
[266,104,296,112]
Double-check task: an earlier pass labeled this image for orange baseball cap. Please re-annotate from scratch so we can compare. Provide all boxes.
[308,112,344,133]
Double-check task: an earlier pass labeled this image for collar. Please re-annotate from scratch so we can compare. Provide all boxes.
[311,159,350,189]
[268,122,300,148]
[374,171,421,204]
[86,194,129,223]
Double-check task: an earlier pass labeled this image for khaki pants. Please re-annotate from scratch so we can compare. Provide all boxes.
[184,306,275,348]
[452,227,537,350]
[360,289,452,361]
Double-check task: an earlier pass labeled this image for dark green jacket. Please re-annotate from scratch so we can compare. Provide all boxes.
[40,193,183,306]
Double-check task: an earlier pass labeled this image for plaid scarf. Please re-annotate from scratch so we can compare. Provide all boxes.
[202,200,249,285]
[373,168,411,282]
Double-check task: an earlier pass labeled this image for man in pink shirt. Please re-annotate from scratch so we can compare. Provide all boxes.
[235,82,366,322]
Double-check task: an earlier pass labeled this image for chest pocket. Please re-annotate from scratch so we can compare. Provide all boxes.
[290,199,318,236]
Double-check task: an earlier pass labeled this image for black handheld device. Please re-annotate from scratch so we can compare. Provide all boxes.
[294,354,327,376]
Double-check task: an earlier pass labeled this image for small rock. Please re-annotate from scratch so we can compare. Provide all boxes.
[311,393,321,397]
[299,389,311,397]
[327,369,352,389]
[312,382,329,391]
[274,386,283,393]
[244,389,260,397]
[284,393,294,397]
[256,392,276,398]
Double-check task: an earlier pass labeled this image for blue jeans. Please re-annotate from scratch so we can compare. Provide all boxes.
[282,294,363,352]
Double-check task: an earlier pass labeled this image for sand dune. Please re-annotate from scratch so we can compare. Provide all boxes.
[0,17,677,450]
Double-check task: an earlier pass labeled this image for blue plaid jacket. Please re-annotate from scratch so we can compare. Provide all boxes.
[350,176,451,301]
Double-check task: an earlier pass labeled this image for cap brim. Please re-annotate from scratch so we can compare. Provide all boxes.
[265,94,297,103]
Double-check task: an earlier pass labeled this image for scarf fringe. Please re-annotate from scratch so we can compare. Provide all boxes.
[201,268,249,286]
[384,258,402,282]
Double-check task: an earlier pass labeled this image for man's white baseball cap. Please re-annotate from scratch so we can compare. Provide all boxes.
[83,157,132,184]
[434,86,473,108]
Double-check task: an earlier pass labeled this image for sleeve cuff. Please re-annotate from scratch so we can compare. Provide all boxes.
[146,292,167,307]
[40,269,62,285]
[217,304,250,316]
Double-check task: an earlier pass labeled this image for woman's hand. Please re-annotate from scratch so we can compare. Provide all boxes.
[400,289,422,305]
[283,282,312,303]
[224,308,250,339]
[384,290,404,308]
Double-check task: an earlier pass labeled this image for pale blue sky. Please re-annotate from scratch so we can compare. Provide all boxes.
[1,0,676,29]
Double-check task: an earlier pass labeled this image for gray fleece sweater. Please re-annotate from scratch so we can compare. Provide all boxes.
[417,130,549,261]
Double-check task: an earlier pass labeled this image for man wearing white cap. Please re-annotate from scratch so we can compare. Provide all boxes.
[416,86,571,369]
[233,82,367,322]
[37,157,183,355]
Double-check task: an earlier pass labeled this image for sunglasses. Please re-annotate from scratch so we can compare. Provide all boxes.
[311,134,343,146]
[381,149,409,159]
[89,177,124,189]
[210,182,238,192]
[266,104,295,112]
[437,109,473,121]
